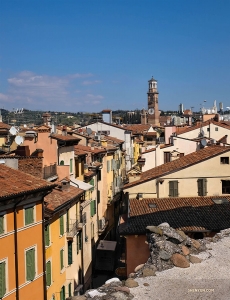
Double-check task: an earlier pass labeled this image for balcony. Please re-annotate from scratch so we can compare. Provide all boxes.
[66,219,82,239]
[43,163,58,180]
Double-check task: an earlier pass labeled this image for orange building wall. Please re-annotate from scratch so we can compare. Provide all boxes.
[126,235,150,275]
[23,131,57,166]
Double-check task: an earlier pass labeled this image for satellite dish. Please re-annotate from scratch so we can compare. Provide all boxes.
[9,126,18,135]
[148,108,154,115]
[15,136,24,145]
[201,139,207,147]
[86,128,92,135]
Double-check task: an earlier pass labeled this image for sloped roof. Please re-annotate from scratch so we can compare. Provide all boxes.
[45,185,84,211]
[50,134,81,142]
[0,164,56,199]
[0,122,10,130]
[119,196,230,235]
[124,145,230,189]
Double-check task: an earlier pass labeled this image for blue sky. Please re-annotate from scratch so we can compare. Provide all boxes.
[0,0,230,113]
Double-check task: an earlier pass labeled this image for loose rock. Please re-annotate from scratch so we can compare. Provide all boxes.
[146,226,163,235]
[125,278,139,288]
[171,253,190,268]
[134,264,145,272]
[189,255,202,263]
[181,245,190,255]
[142,268,156,277]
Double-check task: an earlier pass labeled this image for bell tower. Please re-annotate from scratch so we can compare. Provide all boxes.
[147,77,160,125]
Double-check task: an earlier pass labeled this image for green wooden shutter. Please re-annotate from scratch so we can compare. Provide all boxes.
[60,249,64,270]
[70,158,73,173]
[0,216,4,234]
[90,201,93,217]
[60,286,65,300]
[60,215,64,235]
[45,225,50,246]
[93,201,95,216]
[68,282,72,297]
[26,248,35,281]
[46,261,51,286]
[68,241,72,265]
[25,207,34,225]
[0,262,6,298]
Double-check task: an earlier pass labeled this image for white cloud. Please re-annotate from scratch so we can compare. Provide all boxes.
[1,71,104,111]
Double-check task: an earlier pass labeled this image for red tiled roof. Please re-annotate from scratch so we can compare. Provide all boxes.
[0,164,56,199]
[124,145,230,189]
[104,135,124,144]
[178,120,230,135]
[118,196,230,235]
[50,134,81,142]
[0,122,10,130]
[123,124,151,133]
[74,144,107,155]
[45,185,84,211]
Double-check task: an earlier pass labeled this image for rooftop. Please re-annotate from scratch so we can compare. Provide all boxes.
[119,196,230,235]
[124,145,230,189]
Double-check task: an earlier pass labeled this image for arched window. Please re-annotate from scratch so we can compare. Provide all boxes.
[60,160,64,165]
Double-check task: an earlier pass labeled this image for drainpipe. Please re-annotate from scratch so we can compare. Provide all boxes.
[14,197,25,300]
[42,197,48,300]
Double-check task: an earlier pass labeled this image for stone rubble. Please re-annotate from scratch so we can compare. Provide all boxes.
[67,225,230,300]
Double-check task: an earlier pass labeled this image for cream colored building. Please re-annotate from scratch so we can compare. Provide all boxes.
[124,146,230,199]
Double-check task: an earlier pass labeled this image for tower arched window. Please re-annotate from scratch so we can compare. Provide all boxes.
[60,160,64,165]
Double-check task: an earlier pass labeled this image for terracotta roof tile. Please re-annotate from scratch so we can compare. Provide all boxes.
[119,196,230,235]
[0,164,56,199]
[45,185,84,211]
[50,134,81,142]
[124,145,230,189]
[0,122,10,130]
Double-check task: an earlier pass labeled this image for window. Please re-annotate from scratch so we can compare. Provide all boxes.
[89,178,94,191]
[59,215,64,236]
[97,190,101,204]
[45,224,50,247]
[207,128,210,132]
[0,215,4,235]
[0,261,6,298]
[91,222,94,238]
[66,210,70,232]
[164,152,170,163]
[169,181,179,197]
[60,160,64,165]
[60,249,64,271]
[107,160,110,173]
[60,286,65,300]
[25,206,34,226]
[77,233,82,254]
[68,282,72,297]
[70,158,73,173]
[26,248,36,281]
[220,157,229,164]
[46,261,51,287]
[67,241,72,265]
[215,127,218,131]
[197,179,207,196]
[98,169,101,181]
[222,180,230,194]
[81,159,84,175]
[90,200,96,217]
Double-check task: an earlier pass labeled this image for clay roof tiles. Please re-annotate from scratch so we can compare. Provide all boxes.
[50,134,81,142]
[119,196,230,235]
[0,164,56,199]
[124,145,230,189]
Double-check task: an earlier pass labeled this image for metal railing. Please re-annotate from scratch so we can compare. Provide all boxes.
[66,219,81,238]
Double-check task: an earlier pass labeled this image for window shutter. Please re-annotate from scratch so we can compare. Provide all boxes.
[107,160,110,173]
[68,241,72,265]
[197,179,202,196]
[174,181,178,197]
[169,181,174,197]
[77,235,79,254]
[0,262,6,298]
[70,158,73,173]
[60,215,64,235]
[26,248,35,281]
[60,249,64,270]
[79,233,82,250]
[68,282,72,297]
[93,200,96,215]
[90,202,93,217]
[204,179,207,195]
[0,216,4,234]
[45,225,50,246]
[46,261,51,286]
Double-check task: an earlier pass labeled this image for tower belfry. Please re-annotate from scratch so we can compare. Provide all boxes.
[147,76,160,125]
